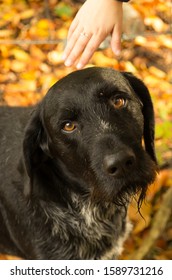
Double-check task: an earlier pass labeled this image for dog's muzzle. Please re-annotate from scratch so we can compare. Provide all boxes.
[103,150,136,178]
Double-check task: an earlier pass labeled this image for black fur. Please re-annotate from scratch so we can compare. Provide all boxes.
[0,67,158,259]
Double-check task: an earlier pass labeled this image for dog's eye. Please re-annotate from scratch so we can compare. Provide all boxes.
[62,121,76,133]
[111,97,126,109]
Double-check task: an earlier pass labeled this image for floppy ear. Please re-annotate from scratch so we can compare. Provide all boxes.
[22,105,52,195]
[122,72,157,163]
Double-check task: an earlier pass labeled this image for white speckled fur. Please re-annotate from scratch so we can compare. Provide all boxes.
[42,194,131,260]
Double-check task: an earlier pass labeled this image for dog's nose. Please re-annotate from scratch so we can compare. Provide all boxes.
[103,151,136,177]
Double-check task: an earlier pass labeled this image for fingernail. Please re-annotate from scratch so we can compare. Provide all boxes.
[115,49,121,56]
[76,63,83,69]
[64,60,72,67]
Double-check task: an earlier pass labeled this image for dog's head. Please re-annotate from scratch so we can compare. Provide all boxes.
[23,67,158,206]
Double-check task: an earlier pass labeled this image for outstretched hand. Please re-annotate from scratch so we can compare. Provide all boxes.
[62,0,123,69]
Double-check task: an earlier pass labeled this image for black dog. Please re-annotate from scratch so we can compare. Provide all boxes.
[0,67,157,259]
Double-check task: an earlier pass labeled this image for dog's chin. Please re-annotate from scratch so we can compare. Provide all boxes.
[90,176,149,207]
[91,187,128,206]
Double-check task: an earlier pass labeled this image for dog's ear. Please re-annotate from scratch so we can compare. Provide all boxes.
[122,72,157,163]
[22,105,52,195]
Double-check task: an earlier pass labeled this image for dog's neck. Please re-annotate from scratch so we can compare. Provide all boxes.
[39,191,130,259]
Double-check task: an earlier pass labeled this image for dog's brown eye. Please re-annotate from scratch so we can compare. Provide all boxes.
[112,97,126,109]
[62,121,76,132]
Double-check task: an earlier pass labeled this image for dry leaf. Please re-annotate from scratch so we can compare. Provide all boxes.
[10,60,26,72]
[19,9,35,20]
[92,51,119,68]
[144,16,168,32]
[10,48,30,62]
[148,66,166,79]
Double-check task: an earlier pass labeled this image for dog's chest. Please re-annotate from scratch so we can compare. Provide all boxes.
[46,199,130,259]
[79,204,127,259]
[80,203,131,259]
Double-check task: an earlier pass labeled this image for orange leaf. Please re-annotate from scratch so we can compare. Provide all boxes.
[30,45,46,60]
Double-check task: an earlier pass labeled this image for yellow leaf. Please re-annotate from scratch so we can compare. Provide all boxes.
[20,71,36,80]
[10,60,26,72]
[122,61,137,73]
[144,16,168,33]
[3,10,16,21]
[39,63,51,73]
[39,74,58,92]
[158,35,172,49]
[135,36,147,46]
[149,66,166,79]
[37,19,52,30]
[144,74,160,87]
[48,50,63,65]
[10,48,30,62]
[29,19,54,39]
[20,80,37,92]
[56,27,68,40]
[20,9,35,20]
[36,19,54,38]
[92,51,119,68]
[0,30,13,38]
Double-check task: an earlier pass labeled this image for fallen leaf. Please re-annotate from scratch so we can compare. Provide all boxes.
[10,60,26,72]
[30,45,46,61]
[0,29,13,38]
[54,3,74,20]
[19,9,35,20]
[148,66,166,79]
[48,50,63,65]
[10,48,30,62]
[92,51,119,68]
[144,16,168,32]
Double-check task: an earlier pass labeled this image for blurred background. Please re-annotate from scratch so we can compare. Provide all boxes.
[0,0,171,260]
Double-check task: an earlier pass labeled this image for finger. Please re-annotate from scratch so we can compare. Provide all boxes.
[67,17,79,41]
[110,23,122,56]
[64,32,91,67]
[62,25,82,62]
[76,33,105,69]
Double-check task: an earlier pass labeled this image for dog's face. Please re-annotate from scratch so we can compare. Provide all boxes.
[23,67,157,205]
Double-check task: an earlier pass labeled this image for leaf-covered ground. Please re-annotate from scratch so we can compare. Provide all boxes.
[0,0,171,260]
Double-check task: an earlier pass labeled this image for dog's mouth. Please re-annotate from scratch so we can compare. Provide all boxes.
[89,155,158,206]
[91,176,137,203]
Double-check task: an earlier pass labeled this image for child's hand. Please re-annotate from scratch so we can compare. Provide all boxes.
[62,0,123,69]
